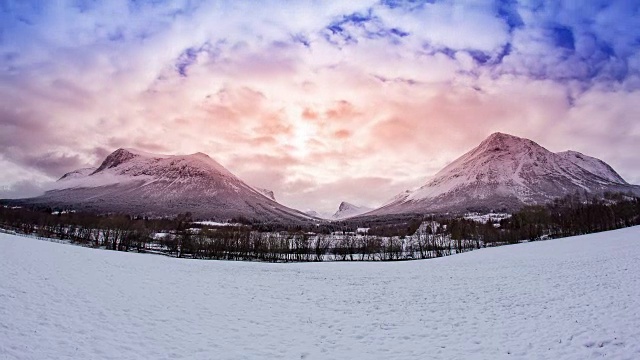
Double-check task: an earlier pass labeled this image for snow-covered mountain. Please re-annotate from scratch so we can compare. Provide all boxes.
[19,148,314,222]
[556,150,627,184]
[304,210,321,218]
[254,188,276,201]
[58,167,96,181]
[301,210,332,220]
[332,202,373,220]
[367,132,640,215]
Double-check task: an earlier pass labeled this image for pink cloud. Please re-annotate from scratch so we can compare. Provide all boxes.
[0,0,638,213]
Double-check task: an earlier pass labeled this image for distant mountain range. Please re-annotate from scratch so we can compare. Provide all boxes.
[365,132,640,216]
[332,202,372,220]
[5,132,639,222]
[10,148,315,223]
[302,202,372,220]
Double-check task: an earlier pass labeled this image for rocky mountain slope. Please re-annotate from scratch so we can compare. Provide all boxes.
[15,148,315,223]
[366,132,640,215]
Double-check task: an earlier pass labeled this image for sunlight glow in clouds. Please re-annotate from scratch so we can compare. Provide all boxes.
[1,0,639,213]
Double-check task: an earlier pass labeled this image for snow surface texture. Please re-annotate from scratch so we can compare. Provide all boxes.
[2,228,640,360]
[371,132,640,215]
[464,212,512,224]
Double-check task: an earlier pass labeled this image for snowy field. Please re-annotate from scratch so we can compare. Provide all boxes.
[1,228,640,360]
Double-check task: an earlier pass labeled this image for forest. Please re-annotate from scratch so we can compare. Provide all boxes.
[1,192,638,262]
[442,192,640,245]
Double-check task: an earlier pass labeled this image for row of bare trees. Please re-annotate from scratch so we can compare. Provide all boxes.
[3,191,637,262]
[158,228,475,262]
[0,206,476,261]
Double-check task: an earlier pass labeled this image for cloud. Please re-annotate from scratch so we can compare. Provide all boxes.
[0,179,46,199]
[0,0,638,212]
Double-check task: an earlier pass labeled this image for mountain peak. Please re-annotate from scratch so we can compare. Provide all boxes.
[486,131,518,140]
[58,167,97,181]
[92,148,233,178]
[255,187,276,201]
[121,148,171,159]
[338,201,356,211]
[333,202,372,220]
[93,148,139,173]
[472,132,543,157]
[557,150,627,184]
[481,132,529,147]
[190,152,211,159]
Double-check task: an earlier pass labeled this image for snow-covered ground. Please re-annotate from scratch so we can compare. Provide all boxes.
[192,221,243,227]
[463,212,512,223]
[1,227,639,359]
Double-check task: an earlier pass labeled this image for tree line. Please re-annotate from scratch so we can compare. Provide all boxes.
[1,192,638,262]
[442,192,640,245]
[0,206,475,261]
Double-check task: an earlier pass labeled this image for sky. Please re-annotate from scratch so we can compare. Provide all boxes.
[0,0,639,214]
